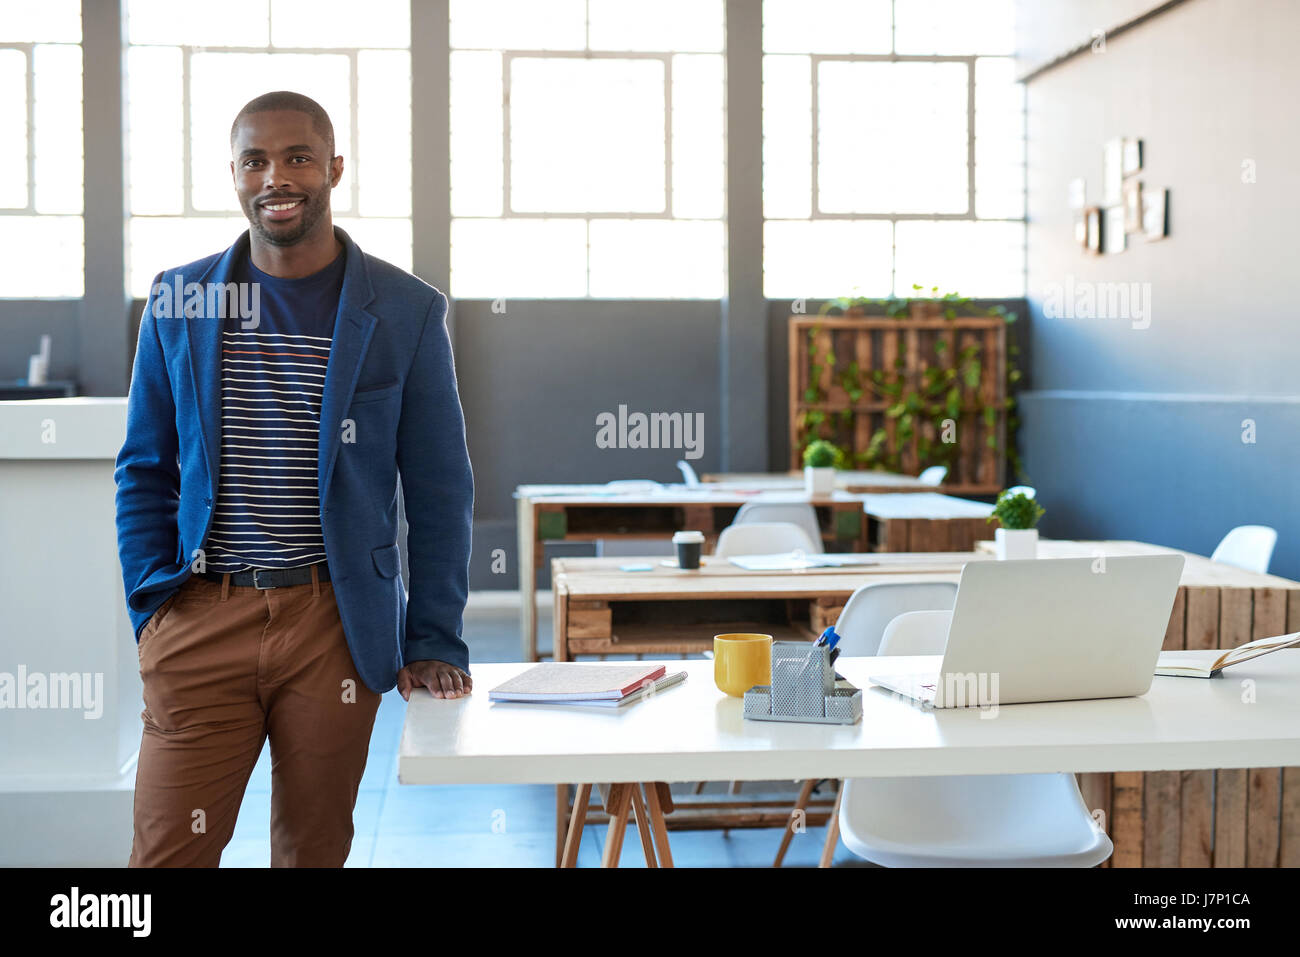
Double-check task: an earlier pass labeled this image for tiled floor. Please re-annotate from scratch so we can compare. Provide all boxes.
[219,599,868,867]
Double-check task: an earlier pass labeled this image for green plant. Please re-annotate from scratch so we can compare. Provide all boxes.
[798,284,1025,481]
[988,490,1044,530]
[802,438,842,469]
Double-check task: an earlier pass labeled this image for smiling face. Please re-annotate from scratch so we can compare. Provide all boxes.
[230,109,342,247]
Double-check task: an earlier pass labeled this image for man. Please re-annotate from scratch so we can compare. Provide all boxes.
[114,91,474,867]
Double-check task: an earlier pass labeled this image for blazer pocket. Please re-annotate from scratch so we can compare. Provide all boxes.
[372,543,402,579]
[350,380,401,405]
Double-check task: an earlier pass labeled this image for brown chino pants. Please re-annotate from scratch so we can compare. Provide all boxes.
[128,567,382,867]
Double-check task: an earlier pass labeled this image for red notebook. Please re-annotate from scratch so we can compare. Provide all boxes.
[488,663,668,702]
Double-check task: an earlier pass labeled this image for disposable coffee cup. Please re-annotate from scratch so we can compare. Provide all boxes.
[672,530,705,569]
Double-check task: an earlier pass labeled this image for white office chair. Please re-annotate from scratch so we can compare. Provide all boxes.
[676,460,701,487]
[713,522,820,559]
[831,580,959,656]
[733,501,824,554]
[834,609,1114,868]
[918,465,947,486]
[773,580,957,866]
[1211,525,1277,575]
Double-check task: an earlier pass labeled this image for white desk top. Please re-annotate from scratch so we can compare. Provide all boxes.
[860,492,994,519]
[398,653,1300,785]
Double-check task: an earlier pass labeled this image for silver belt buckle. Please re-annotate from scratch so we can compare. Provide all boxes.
[252,569,276,590]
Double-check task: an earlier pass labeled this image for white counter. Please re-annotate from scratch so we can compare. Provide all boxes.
[0,396,138,865]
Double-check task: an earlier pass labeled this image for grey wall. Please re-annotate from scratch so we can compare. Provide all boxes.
[1017,0,1300,577]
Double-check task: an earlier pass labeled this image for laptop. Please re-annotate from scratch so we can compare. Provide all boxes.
[869,554,1185,708]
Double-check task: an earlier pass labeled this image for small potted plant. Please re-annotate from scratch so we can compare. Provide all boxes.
[802,439,841,495]
[988,489,1045,560]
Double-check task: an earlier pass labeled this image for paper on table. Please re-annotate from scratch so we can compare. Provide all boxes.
[1155,632,1300,677]
[727,552,878,571]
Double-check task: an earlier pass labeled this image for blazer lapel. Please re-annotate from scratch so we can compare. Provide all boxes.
[185,231,247,502]
[317,226,379,505]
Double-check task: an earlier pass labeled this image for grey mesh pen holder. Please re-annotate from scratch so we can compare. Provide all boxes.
[743,640,862,725]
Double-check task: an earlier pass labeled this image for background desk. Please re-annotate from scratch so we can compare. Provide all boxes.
[701,470,933,493]
[399,655,1300,868]
[514,485,870,660]
[862,491,997,551]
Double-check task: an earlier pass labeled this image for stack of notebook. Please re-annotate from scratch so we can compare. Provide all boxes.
[488,662,687,708]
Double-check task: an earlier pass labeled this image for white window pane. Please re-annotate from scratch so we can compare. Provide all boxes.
[0,0,81,42]
[0,50,27,208]
[450,218,587,297]
[0,216,82,297]
[357,51,411,217]
[450,51,503,216]
[818,61,967,215]
[335,217,411,271]
[510,57,664,214]
[271,0,409,48]
[33,44,81,215]
[191,52,352,213]
[895,0,1017,55]
[127,217,247,298]
[894,221,1025,298]
[671,54,724,219]
[762,0,891,54]
[449,0,585,51]
[763,220,892,299]
[589,220,724,298]
[588,0,724,52]
[762,54,811,219]
[128,0,269,46]
[127,46,184,215]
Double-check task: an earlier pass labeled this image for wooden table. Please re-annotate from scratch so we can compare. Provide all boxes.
[551,552,967,661]
[862,491,997,551]
[399,654,1300,868]
[514,484,871,660]
[549,540,1300,867]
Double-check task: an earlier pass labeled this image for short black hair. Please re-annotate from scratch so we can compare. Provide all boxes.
[230,91,335,157]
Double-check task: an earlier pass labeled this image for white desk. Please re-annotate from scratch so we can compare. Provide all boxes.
[400,654,1300,785]
[399,654,1300,866]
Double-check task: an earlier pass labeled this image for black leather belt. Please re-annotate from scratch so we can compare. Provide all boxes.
[201,561,330,589]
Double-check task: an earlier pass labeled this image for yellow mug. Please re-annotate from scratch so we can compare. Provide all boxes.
[714,633,772,697]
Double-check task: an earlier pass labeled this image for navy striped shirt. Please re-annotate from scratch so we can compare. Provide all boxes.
[203,245,346,573]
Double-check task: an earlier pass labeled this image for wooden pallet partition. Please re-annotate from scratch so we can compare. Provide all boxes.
[789,315,1007,492]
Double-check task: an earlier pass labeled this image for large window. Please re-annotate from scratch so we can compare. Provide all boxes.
[0,0,83,298]
[448,0,726,299]
[125,0,412,298]
[762,0,1025,299]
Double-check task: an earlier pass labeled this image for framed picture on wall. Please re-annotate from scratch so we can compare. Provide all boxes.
[1104,206,1126,253]
[1123,179,1143,232]
[1122,137,1144,176]
[1143,188,1169,240]
[1085,206,1103,254]
[1103,138,1124,205]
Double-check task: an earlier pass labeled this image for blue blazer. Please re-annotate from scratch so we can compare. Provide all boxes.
[114,226,474,693]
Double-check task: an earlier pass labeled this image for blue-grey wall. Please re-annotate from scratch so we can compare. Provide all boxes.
[1017,0,1300,578]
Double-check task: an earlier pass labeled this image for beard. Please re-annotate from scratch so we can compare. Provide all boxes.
[244,186,331,247]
